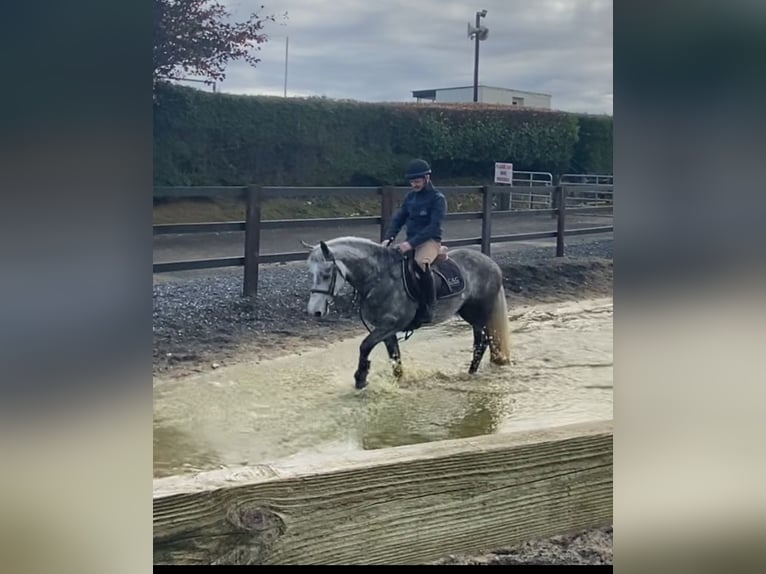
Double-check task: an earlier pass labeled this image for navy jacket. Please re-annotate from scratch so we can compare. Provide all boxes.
[385,182,447,248]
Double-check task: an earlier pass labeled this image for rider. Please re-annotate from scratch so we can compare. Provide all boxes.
[382,158,447,324]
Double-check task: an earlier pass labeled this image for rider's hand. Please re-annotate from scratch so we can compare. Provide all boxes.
[398,241,413,253]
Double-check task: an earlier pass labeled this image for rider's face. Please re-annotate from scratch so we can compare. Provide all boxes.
[409,176,427,191]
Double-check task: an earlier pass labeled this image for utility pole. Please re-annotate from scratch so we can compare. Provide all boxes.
[473,12,480,102]
[469,10,488,103]
[284,36,289,97]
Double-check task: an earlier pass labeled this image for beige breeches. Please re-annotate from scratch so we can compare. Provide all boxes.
[414,239,441,269]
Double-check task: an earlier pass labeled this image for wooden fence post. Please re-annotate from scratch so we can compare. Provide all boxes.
[481,185,492,256]
[556,185,566,257]
[497,186,510,211]
[243,185,262,297]
[380,186,394,242]
[550,186,558,218]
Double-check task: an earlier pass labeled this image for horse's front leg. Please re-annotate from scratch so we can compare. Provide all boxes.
[354,327,400,389]
[384,335,403,379]
[468,324,489,374]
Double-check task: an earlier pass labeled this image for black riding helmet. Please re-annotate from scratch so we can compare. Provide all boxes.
[405,158,432,180]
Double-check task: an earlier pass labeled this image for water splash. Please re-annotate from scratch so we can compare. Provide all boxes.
[154,297,613,478]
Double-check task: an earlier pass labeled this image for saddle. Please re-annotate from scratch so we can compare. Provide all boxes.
[401,246,466,303]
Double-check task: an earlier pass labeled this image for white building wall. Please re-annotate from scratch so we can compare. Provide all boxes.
[433,87,475,103]
[428,86,551,109]
[480,87,551,109]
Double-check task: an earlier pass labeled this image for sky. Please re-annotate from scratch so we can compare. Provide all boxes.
[181,0,612,115]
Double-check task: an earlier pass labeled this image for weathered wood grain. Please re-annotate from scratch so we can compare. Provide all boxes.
[154,420,613,565]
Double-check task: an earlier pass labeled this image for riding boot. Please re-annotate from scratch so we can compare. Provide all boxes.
[418,263,436,324]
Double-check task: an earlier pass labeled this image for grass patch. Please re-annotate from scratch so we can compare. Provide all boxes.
[153,185,492,224]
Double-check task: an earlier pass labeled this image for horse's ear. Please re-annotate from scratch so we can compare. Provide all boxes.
[300,239,317,251]
[320,241,334,261]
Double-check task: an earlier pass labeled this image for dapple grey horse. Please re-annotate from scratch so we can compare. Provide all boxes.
[304,236,511,389]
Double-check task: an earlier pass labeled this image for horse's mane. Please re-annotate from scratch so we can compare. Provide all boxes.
[326,236,379,249]
[309,236,401,265]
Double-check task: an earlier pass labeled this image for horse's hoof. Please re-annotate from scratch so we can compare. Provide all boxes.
[354,370,368,389]
[392,363,403,378]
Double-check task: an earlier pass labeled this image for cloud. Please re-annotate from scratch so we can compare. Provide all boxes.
[213,0,612,114]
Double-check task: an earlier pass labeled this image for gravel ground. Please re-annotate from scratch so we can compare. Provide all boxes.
[433,526,613,565]
[153,238,613,378]
[153,237,614,566]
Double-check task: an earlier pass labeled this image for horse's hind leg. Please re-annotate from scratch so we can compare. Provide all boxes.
[384,336,403,378]
[469,324,489,374]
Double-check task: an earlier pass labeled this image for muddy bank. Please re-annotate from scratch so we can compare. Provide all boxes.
[433,526,613,565]
[153,241,612,380]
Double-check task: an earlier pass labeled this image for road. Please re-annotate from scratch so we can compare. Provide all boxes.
[153,212,613,271]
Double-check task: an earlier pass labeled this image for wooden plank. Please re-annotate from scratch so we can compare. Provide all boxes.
[153,222,246,235]
[563,226,614,236]
[257,251,310,264]
[261,215,380,230]
[446,211,482,221]
[261,187,380,199]
[152,185,559,201]
[443,237,482,247]
[153,420,612,565]
[440,185,483,194]
[153,257,244,273]
[492,208,558,219]
[260,186,484,200]
[149,209,598,236]
[491,230,558,243]
[565,206,614,216]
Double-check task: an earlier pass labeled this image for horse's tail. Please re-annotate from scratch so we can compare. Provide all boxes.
[487,285,511,365]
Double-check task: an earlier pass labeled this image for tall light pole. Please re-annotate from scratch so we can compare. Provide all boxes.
[468,9,489,102]
[284,35,289,97]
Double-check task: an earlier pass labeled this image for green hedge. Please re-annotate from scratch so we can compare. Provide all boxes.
[153,83,611,186]
[570,115,613,174]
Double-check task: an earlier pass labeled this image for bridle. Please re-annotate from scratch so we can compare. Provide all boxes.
[310,258,348,298]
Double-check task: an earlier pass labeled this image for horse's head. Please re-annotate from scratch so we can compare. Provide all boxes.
[305,240,349,318]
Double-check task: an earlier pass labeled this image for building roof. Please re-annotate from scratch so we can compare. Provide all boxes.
[412,85,552,98]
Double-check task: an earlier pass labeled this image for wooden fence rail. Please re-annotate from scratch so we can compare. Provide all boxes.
[153,184,613,296]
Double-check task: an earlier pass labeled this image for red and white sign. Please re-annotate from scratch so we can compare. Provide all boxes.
[494,162,513,184]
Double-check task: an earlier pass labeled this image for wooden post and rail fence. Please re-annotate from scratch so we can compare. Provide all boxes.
[153,182,614,297]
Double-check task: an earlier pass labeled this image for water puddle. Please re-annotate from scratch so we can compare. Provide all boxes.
[154,297,613,478]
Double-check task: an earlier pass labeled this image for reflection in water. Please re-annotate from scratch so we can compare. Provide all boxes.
[358,373,513,450]
[153,298,613,478]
